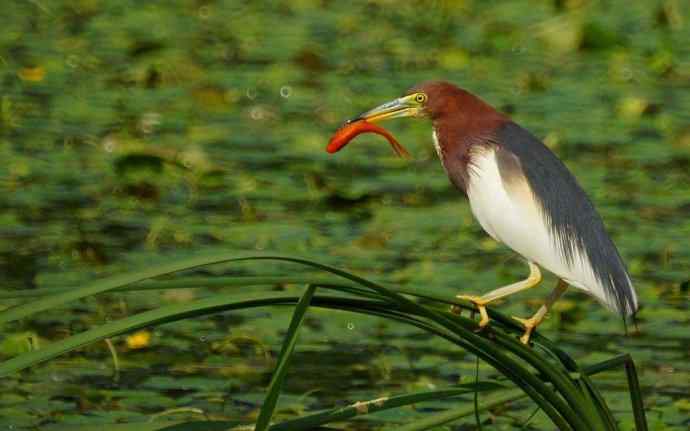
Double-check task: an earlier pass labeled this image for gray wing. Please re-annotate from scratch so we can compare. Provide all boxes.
[494,122,638,316]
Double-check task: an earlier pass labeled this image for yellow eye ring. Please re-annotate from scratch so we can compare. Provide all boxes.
[415,93,427,104]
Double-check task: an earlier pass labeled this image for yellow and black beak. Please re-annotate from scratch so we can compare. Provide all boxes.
[350,94,424,123]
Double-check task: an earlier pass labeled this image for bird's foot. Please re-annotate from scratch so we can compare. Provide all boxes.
[512,316,539,345]
[456,295,491,328]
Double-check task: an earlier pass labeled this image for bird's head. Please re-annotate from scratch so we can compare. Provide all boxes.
[350,80,505,129]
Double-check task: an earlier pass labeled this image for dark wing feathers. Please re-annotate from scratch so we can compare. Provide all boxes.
[494,122,638,316]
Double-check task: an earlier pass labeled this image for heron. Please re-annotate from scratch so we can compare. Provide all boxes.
[349,81,639,344]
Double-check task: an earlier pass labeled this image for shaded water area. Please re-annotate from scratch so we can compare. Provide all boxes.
[1,1,689,429]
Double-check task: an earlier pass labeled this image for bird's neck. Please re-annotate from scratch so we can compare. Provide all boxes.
[432,110,508,192]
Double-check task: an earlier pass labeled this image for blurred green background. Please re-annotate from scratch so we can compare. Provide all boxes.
[1,0,689,429]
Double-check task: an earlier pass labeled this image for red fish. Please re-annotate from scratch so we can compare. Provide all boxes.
[326,120,410,158]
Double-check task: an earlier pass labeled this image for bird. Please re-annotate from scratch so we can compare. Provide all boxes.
[350,81,639,344]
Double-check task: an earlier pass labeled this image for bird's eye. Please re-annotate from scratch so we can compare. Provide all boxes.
[415,93,427,104]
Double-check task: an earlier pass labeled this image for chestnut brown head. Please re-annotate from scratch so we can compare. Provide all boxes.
[351,80,505,128]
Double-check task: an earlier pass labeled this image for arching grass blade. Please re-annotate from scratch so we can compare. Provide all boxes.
[255,285,317,431]
[269,383,506,431]
[391,389,527,431]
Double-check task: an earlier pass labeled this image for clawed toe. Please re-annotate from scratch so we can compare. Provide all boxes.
[512,316,538,345]
[455,294,484,303]
[456,295,491,328]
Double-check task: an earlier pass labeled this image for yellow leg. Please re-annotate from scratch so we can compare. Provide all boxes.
[456,261,542,328]
[513,279,569,344]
